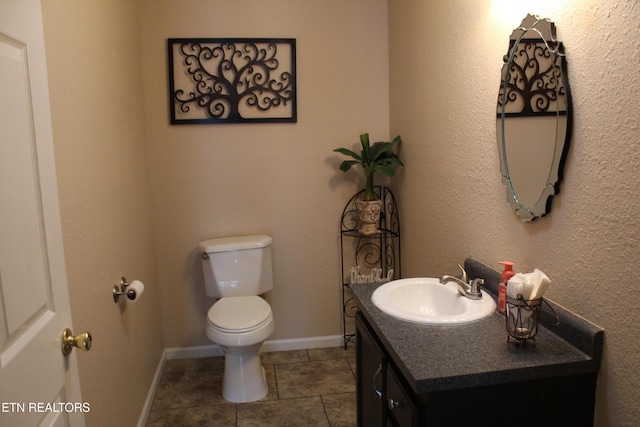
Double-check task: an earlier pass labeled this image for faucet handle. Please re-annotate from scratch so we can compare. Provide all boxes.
[457,264,468,284]
[470,278,484,296]
[471,277,484,286]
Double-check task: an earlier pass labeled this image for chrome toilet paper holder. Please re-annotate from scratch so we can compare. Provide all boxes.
[113,276,139,302]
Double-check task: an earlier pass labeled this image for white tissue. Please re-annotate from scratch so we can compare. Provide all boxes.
[529,269,551,300]
[507,273,527,299]
[128,280,145,302]
[507,269,551,300]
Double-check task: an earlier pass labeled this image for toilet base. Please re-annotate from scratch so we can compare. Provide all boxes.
[221,343,268,403]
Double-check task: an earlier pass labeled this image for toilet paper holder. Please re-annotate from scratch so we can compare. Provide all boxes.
[113,277,141,302]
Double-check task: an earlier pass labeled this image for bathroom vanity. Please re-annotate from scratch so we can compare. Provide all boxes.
[351,259,603,427]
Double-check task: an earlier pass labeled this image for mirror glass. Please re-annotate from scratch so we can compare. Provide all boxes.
[496,14,572,222]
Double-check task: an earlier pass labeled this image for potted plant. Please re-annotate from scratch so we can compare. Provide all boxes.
[334,133,404,234]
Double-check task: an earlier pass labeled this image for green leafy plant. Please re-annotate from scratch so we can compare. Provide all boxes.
[333,133,404,201]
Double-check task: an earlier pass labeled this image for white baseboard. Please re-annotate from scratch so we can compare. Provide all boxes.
[137,335,345,424]
[262,334,344,353]
[165,334,344,360]
[136,349,167,427]
[165,344,224,360]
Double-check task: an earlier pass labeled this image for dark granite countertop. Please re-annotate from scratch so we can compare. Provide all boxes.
[350,258,604,394]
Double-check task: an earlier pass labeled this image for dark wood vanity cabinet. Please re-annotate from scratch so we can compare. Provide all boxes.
[385,359,419,426]
[356,311,598,427]
[356,312,419,426]
[356,311,385,425]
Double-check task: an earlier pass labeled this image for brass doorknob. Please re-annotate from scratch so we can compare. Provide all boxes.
[61,328,92,356]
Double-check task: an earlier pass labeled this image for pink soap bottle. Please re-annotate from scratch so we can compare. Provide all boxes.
[498,261,515,314]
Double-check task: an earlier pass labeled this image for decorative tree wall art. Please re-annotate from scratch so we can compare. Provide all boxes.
[168,38,297,124]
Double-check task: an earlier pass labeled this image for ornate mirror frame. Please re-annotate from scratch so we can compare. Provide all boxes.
[497,15,572,222]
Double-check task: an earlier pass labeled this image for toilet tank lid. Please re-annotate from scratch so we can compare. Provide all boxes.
[199,235,272,253]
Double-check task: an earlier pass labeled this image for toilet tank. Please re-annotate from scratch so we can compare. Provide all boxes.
[198,235,273,298]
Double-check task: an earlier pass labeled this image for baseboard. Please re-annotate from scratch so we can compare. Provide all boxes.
[165,344,224,360]
[136,349,167,427]
[261,334,344,353]
[164,334,344,360]
[138,335,344,424]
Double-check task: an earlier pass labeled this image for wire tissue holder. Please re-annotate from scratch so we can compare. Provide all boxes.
[506,295,559,344]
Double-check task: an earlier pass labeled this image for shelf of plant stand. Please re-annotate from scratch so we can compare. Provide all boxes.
[340,229,400,238]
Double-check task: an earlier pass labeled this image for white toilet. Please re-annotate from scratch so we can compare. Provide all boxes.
[198,235,275,403]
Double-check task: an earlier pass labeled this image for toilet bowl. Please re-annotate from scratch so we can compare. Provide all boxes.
[198,235,275,403]
[206,296,275,403]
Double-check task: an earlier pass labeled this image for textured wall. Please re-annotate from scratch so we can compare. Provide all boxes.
[389,1,639,425]
[40,0,638,425]
[139,0,390,346]
[42,1,164,425]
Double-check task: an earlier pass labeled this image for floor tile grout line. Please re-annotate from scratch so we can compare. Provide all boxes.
[319,395,331,426]
[272,361,281,401]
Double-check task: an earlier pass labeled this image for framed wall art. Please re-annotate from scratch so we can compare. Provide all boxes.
[168,38,297,124]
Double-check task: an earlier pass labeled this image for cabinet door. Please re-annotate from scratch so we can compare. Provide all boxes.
[386,363,419,427]
[356,312,386,427]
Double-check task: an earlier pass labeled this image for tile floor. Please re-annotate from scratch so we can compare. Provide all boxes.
[146,346,357,426]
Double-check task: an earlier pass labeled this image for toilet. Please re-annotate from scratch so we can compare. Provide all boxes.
[198,235,275,403]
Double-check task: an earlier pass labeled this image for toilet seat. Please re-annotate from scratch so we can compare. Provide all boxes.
[208,296,272,333]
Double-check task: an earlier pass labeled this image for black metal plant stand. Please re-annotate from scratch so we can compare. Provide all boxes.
[339,186,401,348]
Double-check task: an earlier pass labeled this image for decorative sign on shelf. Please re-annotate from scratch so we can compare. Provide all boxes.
[349,266,394,285]
[168,38,297,124]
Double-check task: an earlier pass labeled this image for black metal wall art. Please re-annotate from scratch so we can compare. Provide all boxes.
[168,38,296,124]
[497,38,567,118]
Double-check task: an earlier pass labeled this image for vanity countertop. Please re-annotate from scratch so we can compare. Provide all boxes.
[349,258,604,394]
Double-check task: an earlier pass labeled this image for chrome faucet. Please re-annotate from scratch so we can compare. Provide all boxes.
[440,265,484,300]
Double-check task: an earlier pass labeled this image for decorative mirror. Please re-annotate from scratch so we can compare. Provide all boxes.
[497,14,572,222]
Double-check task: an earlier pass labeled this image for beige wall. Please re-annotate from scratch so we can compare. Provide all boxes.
[41,1,164,426]
[39,0,639,425]
[139,0,390,346]
[389,1,640,426]
[42,0,389,425]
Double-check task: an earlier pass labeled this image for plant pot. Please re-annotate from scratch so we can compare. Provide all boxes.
[355,199,382,235]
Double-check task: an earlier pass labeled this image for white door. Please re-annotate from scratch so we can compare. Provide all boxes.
[0,0,87,426]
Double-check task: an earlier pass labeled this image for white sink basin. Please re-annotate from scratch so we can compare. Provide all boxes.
[371,277,496,325]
